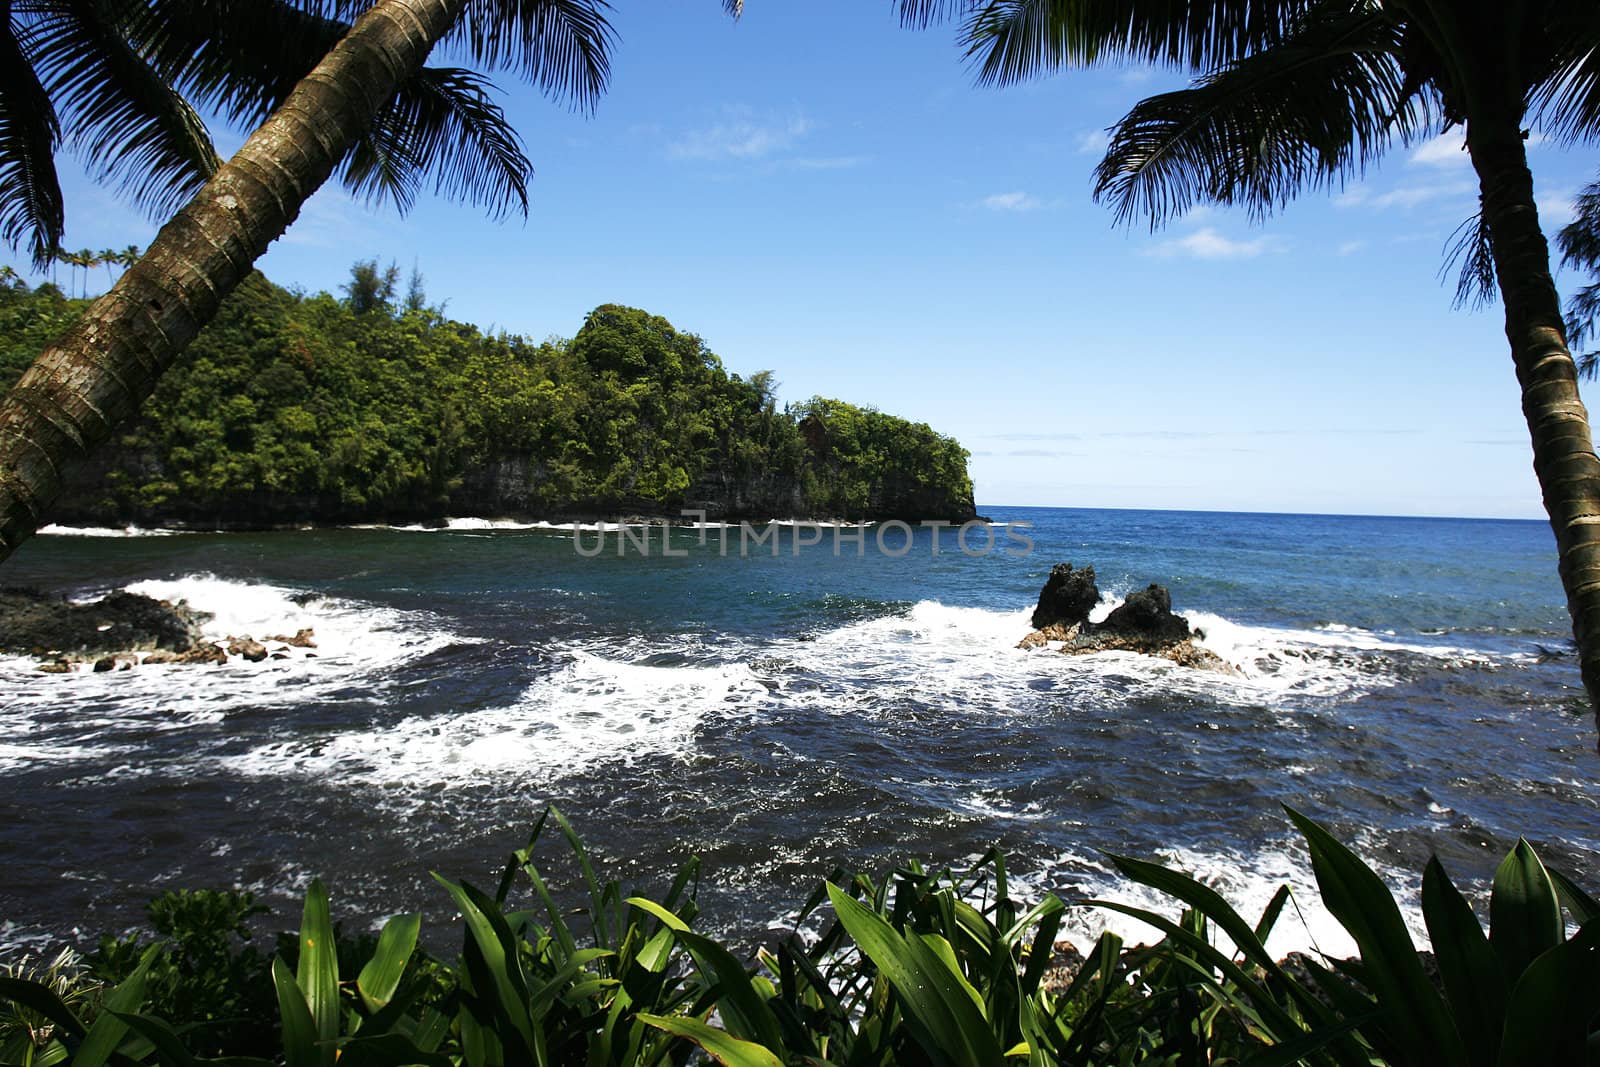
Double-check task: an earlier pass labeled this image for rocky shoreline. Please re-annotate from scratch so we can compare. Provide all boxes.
[1018,563,1229,671]
[0,587,317,672]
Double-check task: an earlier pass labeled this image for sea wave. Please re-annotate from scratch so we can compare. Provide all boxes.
[762,597,1508,714]
[0,574,460,771]
[220,650,768,789]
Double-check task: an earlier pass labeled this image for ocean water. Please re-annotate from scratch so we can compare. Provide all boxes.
[1,506,1595,960]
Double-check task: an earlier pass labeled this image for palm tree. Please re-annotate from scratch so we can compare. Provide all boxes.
[1561,175,1600,378]
[0,0,664,562]
[73,247,97,297]
[918,0,1600,723]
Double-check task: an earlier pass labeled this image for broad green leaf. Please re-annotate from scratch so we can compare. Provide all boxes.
[432,874,537,1054]
[296,879,340,1067]
[114,1011,200,1067]
[1088,900,1319,1049]
[357,912,422,1013]
[1421,855,1506,1067]
[1107,851,1283,975]
[1490,839,1564,982]
[637,1013,785,1067]
[0,976,86,1040]
[627,896,786,1054]
[1549,865,1600,925]
[1286,806,1466,1067]
[1254,884,1292,944]
[826,881,1004,1067]
[550,805,615,949]
[1017,904,1063,998]
[274,955,319,1067]
[76,944,160,1067]
[1495,919,1600,1067]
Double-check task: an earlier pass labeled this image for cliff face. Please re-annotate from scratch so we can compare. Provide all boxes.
[47,445,978,528]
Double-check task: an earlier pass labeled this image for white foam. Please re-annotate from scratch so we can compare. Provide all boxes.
[371,518,632,533]
[221,650,768,790]
[1027,840,1428,962]
[0,574,460,772]
[36,524,184,538]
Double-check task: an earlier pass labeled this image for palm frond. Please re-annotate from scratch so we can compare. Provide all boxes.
[895,0,975,30]
[1092,6,1423,227]
[131,0,344,128]
[447,0,615,113]
[955,0,1305,87]
[1558,177,1600,275]
[1567,283,1599,374]
[1442,209,1496,309]
[28,0,219,223]
[1530,2,1600,145]
[342,66,530,219]
[0,8,64,267]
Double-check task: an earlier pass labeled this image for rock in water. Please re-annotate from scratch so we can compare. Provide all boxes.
[225,636,269,662]
[1018,566,1228,671]
[1031,563,1102,629]
[0,588,211,656]
[1097,584,1193,643]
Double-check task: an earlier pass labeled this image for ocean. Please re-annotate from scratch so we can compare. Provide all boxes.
[1,506,1595,960]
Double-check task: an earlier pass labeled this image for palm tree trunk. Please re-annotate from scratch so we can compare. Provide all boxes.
[0,0,465,561]
[1469,119,1600,727]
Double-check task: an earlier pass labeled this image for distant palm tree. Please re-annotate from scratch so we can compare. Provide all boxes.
[0,0,698,563]
[73,248,97,297]
[918,0,1600,724]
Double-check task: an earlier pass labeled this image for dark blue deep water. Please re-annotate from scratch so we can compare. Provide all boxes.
[1,507,1595,957]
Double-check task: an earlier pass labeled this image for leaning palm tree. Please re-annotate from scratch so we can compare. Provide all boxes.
[916,0,1600,724]
[0,0,663,562]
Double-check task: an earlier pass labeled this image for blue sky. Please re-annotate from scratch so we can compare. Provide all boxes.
[9,1,1600,519]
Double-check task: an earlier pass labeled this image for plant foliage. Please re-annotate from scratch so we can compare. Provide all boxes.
[4,807,1597,1066]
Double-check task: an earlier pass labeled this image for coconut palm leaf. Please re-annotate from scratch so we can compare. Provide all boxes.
[1559,175,1600,375]
[923,0,1301,85]
[1091,5,1423,226]
[0,6,63,267]
[25,0,219,223]
[344,66,530,218]
[275,0,617,112]
[131,0,345,128]
[1443,209,1496,310]
[1532,4,1600,144]
[133,0,554,217]
[443,0,616,112]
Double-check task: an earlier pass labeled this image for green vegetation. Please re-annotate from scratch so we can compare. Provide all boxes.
[3,809,1594,1066]
[0,269,974,525]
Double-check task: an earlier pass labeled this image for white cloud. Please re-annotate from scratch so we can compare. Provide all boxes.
[1540,188,1578,229]
[982,191,1042,212]
[1074,129,1107,155]
[1336,239,1367,256]
[1150,226,1274,260]
[788,155,868,171]
[1410,132,1468,168]
[280,187,388,249]
[1336,178,1476,211]
[668,111,815,161]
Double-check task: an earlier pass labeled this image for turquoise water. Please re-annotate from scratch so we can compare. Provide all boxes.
[1,507,1594,956]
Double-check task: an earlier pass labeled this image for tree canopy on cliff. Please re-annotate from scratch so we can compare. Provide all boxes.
[0,270,974,524]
